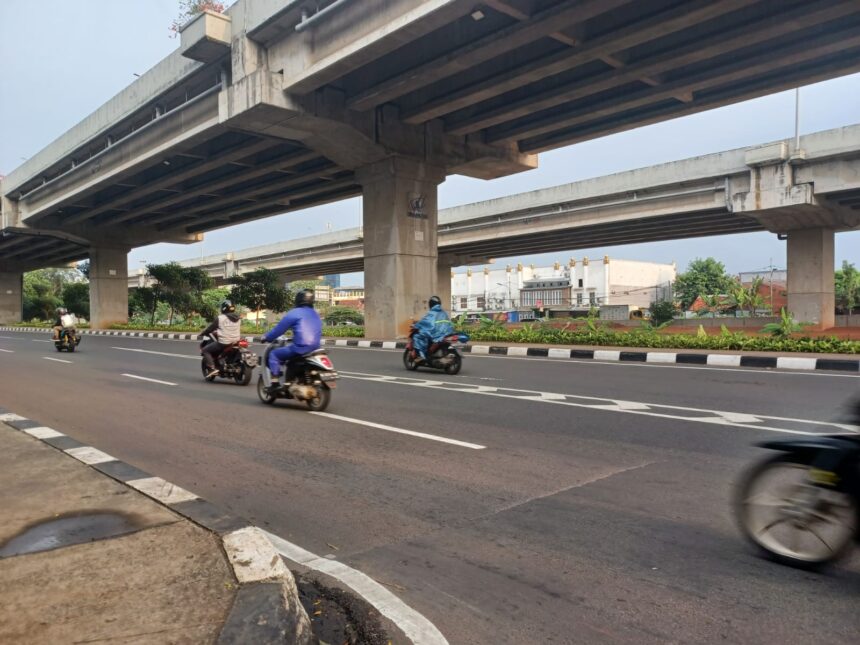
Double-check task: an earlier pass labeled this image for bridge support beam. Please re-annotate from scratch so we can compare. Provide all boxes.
[358,158,444,339]
[89,246,129,329]
[786,228,835,329]
[0,271,23,324]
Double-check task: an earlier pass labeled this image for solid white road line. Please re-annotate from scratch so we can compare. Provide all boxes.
[43,357,72,364]
[31,339,52,343]
[329,346,860,378]
[122,373,177,386]
[311,411,486,449]
[262,529,449,645]
[338,371,858,437]
[113,346,198,360]
[0,348,14,353]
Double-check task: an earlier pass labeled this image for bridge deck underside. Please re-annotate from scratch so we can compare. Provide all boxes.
[322,0,860,154]
[0,230,88,271]
[25,129,360,238]
[221,209,764,279]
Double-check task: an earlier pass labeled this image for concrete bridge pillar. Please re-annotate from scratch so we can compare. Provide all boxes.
[786,228,835,329]
[436,259,454,312]
[89,246,129,329]
[357,157,444,339]
[0,272,23,323]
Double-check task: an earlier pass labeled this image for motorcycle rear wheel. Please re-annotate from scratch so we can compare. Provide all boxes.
[735,453,858,569]
[67,342,76,353]
[257,375,276,404]
[403,349,418,371]
[305,385,331,412]
[235,364,253,386]
[444,353,462,375]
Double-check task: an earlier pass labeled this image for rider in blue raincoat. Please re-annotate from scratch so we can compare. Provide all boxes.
[262,289,322,383]
[413,295,455,362]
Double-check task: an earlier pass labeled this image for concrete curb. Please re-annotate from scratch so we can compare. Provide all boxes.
[0,408,313,645]
[2,326,858,372]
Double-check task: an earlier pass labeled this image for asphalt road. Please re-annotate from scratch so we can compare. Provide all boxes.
[1,331,858,644]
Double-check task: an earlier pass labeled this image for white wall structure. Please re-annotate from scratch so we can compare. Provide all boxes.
[451,258,675,314]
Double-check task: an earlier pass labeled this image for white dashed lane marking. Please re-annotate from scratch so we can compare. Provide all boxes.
[43,357,72,364]
[122,373,177,386]
[311,412,486,449]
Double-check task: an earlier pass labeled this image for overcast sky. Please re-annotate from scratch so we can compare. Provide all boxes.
[2,0,859,285]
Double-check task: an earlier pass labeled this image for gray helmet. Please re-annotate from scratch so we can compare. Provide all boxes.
[428,295,442,308]
[295,289,315,307]
[56,307,68,316]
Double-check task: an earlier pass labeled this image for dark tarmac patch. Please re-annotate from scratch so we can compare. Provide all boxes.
[0,511,147,557]
[295,572,391,645]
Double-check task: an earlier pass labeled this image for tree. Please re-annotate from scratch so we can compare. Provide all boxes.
[145,262,213,324]
[674,258,737,309]
[230,268,289,327]
[835,261,859,314]
[170,0,225,35]
[62,282,90,318]
[22,268,82,321]
[648,300,675,327]
[324,306,364,326]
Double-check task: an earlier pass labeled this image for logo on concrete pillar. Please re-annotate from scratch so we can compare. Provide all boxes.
[407,194,427,219]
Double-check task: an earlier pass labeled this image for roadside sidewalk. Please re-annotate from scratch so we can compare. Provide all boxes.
[0,411,312,645]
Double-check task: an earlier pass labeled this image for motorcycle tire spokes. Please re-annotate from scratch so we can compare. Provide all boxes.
[738,457,858,567]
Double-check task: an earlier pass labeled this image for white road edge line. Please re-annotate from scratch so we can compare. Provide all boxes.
[310,411,486,449]
[262,529,449,645]
[0,348,13,353]
[43,357,72,364]
[122,373,177,386]
[31,339,52,343]
[327,346,860,378]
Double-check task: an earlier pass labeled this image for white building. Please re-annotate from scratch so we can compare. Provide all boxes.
[450,257,676,314]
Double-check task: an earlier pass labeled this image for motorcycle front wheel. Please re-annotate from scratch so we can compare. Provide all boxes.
[201,360,217,382]
[735,454,858,569]
[305,385,331,412]
[403,349,418,371]
[257,375,276,404]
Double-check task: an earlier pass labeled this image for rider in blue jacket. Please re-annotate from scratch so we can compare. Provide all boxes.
[413,295,454,362]
[262,289,322,381]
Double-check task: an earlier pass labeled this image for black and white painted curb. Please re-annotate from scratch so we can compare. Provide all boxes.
[2,326,857,372]
[0,407,313,645]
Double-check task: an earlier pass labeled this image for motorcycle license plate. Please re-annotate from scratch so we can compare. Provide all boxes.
[320,372,338,382]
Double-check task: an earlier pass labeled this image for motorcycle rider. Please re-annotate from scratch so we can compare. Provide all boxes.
[413,295,455,363]
[52,307,69,341]
[262,289,322,389]
[198,300,242,378]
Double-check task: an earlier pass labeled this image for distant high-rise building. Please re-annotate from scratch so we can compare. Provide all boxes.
[320,274,341,288]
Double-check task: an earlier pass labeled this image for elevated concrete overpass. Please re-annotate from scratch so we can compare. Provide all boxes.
[4,0,860,333]
[132,126,860,328]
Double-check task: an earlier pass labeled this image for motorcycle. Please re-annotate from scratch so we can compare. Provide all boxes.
[257,340,338,411]
[734,405,860,568]
[199,335,257,385]
[403,327,469,375]
[54,327,81,352]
